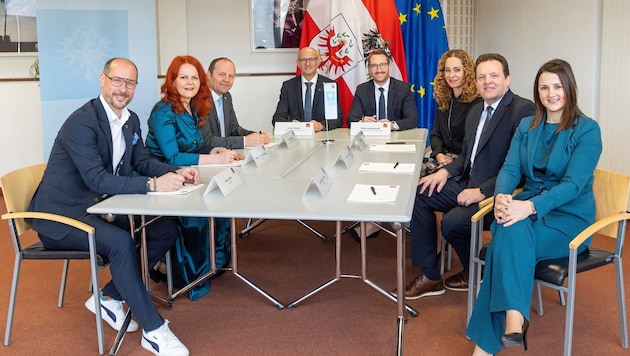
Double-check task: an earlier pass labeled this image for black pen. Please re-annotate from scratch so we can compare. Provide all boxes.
[370,186,376,195]
[393,162,399,169]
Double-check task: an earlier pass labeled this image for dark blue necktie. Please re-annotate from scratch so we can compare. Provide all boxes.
[304,82,313,121]
[378,87,386,120]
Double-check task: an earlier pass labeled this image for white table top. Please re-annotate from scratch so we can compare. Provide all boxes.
[88,128,427,223]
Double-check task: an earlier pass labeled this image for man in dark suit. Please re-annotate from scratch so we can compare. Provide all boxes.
[272,47,343,131]
[202,57,269,149]
[347,48,418,131]
[397,53,535,300]
[28,58,193,355]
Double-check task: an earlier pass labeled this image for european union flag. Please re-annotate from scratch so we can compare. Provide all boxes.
[394,0,449,133]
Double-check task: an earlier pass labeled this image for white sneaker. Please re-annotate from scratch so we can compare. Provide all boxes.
[84,293,139,332]
[141,320,189,356]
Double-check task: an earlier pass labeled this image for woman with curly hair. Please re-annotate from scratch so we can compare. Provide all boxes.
[146,55,236,300]
[425,49,481,175]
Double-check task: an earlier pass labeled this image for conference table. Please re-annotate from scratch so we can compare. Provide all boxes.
[87,127,427,355]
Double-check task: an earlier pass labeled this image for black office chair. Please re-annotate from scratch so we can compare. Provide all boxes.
[1,163,108,354]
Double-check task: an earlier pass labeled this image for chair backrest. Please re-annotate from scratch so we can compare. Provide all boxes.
[593,168,630,237]
[0,163,47,236]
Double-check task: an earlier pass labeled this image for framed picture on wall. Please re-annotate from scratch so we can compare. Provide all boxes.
[250,0,305,52]
[0,0,38,53]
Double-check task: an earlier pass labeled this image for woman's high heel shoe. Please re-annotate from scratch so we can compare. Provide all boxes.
[501,318,529,351]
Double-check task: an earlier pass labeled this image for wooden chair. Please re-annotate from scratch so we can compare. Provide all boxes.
[467,168,630,356]
[1,163,107,354]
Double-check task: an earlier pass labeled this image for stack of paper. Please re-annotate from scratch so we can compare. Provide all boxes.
[148,184,204,195]
[358,162,415,174]
[369,144,416,152]
[347,184,400,203]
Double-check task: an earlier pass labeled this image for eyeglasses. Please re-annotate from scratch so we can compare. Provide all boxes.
[103,73,138,89]
[297,57,318,64]
[368,63,388,70]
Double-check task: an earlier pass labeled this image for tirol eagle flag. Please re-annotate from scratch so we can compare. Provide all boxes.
[298,0,448,132]
[298,0,408,127]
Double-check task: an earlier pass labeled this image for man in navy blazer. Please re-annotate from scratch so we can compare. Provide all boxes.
[202,57,270,149]
[397,53,535,300]
[28,58,193,355]
[347,48,418,131]
[272,47,343,131]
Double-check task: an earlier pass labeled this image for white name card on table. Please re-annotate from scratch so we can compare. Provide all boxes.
[241,145,270,167]
[277,131,300,149]
[332,145,354,170]
[351,131,368,151]
[274,121,315,136]
[302,167,332,199]
[350,122,391,136]
[358,162,415,174]
[323,82,338,120]
[369,144,416,153]
[203,167,243,197]
[347,184,400,203]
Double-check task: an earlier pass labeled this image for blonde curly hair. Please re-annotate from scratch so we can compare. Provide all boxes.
[433,49,478,111]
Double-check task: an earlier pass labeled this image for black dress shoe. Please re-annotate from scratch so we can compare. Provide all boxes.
[501,318,529,351]
[346,228,380,243]
[149,268,167,283]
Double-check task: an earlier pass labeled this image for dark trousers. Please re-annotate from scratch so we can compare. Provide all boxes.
[39,214,178,331]
[410,179,480,279]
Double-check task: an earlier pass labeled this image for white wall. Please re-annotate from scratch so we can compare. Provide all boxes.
[476,0,628,176]
[476,0,600,116]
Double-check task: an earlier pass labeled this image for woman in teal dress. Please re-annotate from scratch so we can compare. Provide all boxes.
[467,59,602,355]
[146,55,239,300]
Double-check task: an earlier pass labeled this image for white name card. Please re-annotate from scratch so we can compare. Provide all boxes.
[351,131,368,151]
[350,121,391,136]
[274,121,315,136]
[277,130,300,149]
[323,82,338,120]
[302,167,332,199]
[203,167,243,197]
[241,145,270,167]
[332,145,354,170]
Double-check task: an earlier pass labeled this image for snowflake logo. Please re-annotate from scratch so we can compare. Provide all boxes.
[59,27,112,81]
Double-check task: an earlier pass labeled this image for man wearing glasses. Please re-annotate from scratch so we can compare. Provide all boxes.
[28,57,192,355]
[347,48,418,131]
[272,47,343,131]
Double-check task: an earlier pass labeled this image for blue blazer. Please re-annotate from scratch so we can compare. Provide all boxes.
[272,75,343,130]
[29,98,178,239]
[201,92,254,149]
[347,77,418,130]
[445,89,534,196]
[495,115,602,239]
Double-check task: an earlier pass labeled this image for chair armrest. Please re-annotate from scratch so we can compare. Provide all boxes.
[472,200,494,223]
[568,212,630,249]
[2,211,95,235]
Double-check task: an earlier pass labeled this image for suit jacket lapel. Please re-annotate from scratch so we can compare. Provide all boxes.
[95,99,115,174]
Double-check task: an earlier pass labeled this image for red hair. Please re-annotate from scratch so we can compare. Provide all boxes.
[161,55,212,127]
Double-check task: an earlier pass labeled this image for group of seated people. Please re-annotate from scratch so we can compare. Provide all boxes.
[26,43,601,355]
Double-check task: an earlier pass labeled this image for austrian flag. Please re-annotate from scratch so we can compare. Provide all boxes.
[299,0,408,127]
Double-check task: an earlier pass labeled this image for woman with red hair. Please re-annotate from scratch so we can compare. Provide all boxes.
[146,55,235,300]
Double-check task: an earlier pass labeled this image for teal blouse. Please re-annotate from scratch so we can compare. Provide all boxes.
[146,100,206,166]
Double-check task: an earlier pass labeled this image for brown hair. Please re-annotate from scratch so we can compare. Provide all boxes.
[433,49,479,111]
[531,59,583,132]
